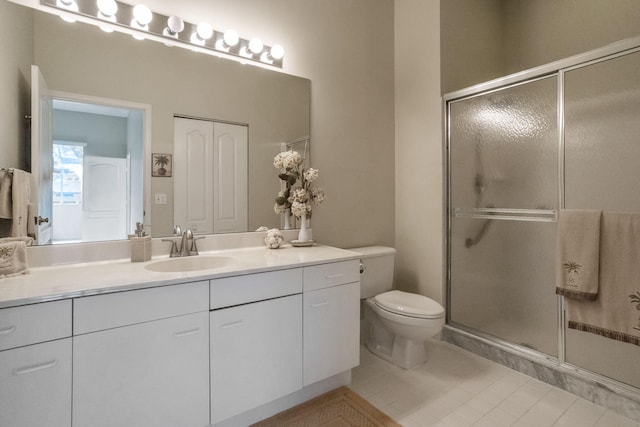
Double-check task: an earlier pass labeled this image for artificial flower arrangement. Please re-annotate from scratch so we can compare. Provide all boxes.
[273,150,326,225]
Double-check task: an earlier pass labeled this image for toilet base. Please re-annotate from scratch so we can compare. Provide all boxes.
[365,335,428,370]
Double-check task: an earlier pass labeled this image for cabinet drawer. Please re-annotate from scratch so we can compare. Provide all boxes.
[303,260,360,292]
[210,268,302,309]
[74,281,209,334]
[0,300,72,351]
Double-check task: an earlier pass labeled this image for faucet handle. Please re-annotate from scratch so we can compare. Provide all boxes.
[173,225,182,236]
[161,238,180,257]
[190,236,205,255]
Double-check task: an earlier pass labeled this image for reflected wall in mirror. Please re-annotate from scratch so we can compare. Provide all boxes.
[0,0,311,244]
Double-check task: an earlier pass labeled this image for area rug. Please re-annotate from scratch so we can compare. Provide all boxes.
[251,386,402,427]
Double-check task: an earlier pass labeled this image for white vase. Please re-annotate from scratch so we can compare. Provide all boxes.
[283,209,291,230]
[298,211,311,242]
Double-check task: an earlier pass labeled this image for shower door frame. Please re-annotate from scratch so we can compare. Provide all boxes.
[443,35,640,386]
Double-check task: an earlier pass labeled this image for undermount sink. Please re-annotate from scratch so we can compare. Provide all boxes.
[144,256,234,272]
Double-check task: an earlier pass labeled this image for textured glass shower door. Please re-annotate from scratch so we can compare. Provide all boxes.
[564,50,640,388]
[448,76,559,357]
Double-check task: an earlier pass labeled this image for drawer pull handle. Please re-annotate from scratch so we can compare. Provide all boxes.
[311,301,329,308]
[0,325,16,336]
[220,320,244,329]
[325,273,344,280]
[14,359,58,376]
[174,327,201,338]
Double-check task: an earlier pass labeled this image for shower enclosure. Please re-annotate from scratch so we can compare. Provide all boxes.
[445,41,640,392]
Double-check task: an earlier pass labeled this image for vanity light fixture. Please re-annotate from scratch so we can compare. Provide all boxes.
[56,0,78,22]
[96,0,117,32]
[191,22,213,46]
[41,0,285,68]
[215,29,239,52]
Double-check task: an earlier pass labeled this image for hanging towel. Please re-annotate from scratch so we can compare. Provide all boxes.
[555,209,602,301]
[0,240,28,278]
[566,212,640,346]
[9,169,31,238]
[0,170,11,219]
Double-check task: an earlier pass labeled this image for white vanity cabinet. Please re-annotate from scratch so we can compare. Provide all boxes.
[210,269,303,424]
[0,300,72,427]
[303,260,361,386]
[72,281,210,427]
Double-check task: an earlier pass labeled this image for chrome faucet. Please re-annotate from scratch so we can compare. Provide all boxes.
[179,229,193,257]
[161,225,203,257]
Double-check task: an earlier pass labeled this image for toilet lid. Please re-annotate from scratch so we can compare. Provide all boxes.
[374,290,445,319]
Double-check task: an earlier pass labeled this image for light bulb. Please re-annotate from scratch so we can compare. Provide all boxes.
[191,22,213,46]
[132,4,152,26]
[270,44,284,60]
[248,38,263,54]
[56,0,78,22]
[196,23,213,40]
[97,0,117,18]
[164,16,184,37]
[216,29,239,52]
[223,29,239,47]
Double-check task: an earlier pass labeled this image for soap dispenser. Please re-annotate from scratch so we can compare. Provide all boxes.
[130,222,152,262]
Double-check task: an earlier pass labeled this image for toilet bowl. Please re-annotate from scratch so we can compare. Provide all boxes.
[350,246,446,369]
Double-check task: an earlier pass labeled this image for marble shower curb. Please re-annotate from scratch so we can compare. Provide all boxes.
[443,325,640,422]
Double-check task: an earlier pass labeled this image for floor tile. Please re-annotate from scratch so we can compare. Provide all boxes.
[351,343,639,427]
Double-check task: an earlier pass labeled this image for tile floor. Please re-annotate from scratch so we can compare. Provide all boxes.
[351,342,640,427]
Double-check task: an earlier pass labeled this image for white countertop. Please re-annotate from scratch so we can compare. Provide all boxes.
[0,244,360,309]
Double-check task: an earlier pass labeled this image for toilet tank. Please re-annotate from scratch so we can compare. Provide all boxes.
[348,246,396,299]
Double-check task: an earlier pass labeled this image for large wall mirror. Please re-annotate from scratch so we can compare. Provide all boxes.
[0,0,310,245]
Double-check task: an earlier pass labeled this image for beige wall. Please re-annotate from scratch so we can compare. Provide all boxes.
[394,0,443,302]
[442,0,640,94]
[0,1,33,170]
[440,0,504,94]
[502,0,640,75]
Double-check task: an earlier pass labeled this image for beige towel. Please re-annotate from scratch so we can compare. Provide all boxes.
[9,169,31,238]
[0,240,28,278]
[555,209,602,301]
[0,170,11,219]
[566,212,640,346]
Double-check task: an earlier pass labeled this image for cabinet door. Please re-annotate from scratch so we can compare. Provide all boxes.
[303,282,360,386]
[0,338,72,427]
[73,312,209,427]
[211,294,302,424]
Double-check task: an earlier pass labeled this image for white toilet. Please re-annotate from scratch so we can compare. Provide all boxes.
[350,246,445,369]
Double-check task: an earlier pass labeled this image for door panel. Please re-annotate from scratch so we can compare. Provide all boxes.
[31,65,53,244]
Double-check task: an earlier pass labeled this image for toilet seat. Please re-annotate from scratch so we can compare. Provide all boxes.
[374,290,444,319]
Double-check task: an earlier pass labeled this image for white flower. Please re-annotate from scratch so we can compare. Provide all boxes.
[255,226,269,232]
[284,151,302,170]
[291,201,311,217]
[292,188,308,203]
[304,168,319,182]
[311,187,326,205]
[264,228,284,249]
[273,152,288,169]
[274,203,287,214]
